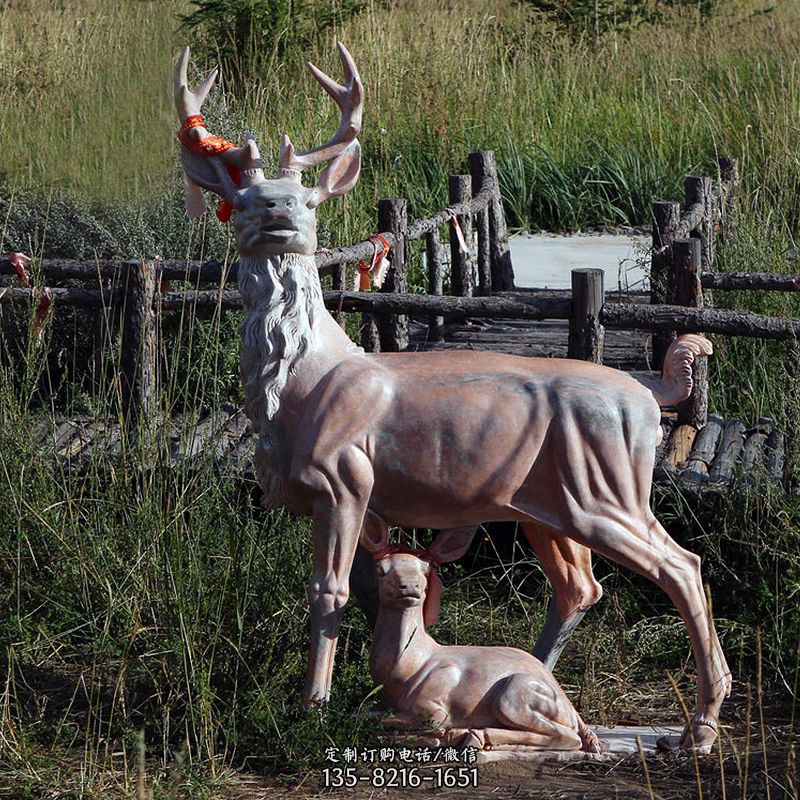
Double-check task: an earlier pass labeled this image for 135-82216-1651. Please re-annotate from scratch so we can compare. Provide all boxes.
[323,765,479,788]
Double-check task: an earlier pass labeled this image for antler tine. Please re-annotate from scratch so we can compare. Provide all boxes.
[279,42,363,177]
[174,46,219,122]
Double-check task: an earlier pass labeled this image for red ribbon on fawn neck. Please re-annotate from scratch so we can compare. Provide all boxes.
[372,545,444,627]
[177,115,241,222]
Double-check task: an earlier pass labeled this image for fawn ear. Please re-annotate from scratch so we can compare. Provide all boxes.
[306,140,361,209]
[359,511,389,554]
[427,526,476,564]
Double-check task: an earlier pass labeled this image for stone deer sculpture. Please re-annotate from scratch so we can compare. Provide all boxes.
[363,527,602,754]
[174,44,729,751]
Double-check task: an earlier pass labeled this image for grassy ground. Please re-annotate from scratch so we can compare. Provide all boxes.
[1,0,799,797]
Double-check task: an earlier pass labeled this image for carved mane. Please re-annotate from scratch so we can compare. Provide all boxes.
[238,252,321,506]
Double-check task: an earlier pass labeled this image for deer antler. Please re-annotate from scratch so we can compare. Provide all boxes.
[279,42,363,179]
[174,47,264,215]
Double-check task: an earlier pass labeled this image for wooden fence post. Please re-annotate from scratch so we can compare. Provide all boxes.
[568,268,604,363]
[672,237,708,428]
[468,150,514,292]
[474,208,491,297]
[467,152,493,296]
[651,200,680,370]
[121,259,158,434]
[378,197,409,352]
[685,175,716,272]
[449,175,473,297]
[426,229,444,342]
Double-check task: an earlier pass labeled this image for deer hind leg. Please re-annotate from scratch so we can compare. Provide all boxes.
[491,673,584,750]
[522,522,602,670]
[522,504,729,752]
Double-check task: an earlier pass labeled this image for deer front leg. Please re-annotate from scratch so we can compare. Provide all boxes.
[300,450,373,707]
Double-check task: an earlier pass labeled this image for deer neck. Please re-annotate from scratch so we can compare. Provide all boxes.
[370,601,435,686]
[237,252,359,422]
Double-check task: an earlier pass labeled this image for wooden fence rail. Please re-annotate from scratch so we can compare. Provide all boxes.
[4,151,800,441]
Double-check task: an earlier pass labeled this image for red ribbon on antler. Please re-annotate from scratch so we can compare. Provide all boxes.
[372,544,444,627]
[178,115,241,222]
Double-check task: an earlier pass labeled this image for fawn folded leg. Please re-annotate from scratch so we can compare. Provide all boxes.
[523,522,602,669]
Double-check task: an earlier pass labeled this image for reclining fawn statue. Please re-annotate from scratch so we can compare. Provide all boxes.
[363,526,602,754]
[174,43,730,751]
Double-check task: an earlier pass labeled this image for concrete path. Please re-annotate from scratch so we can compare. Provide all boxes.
[477,725,684,763]
[509,233,650,291]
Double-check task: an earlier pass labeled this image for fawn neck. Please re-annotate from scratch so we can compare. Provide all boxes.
[370,597,436,684]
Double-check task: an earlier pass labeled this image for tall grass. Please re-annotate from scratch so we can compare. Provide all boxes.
[3,0,800,236]
[1,0,799,796]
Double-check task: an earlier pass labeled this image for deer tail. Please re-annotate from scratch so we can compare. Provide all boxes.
[635,334,713,407]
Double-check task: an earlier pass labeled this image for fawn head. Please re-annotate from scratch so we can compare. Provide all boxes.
[174,43,363,258]
[360,527,476,622]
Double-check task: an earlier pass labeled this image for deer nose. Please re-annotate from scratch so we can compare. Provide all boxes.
[264,197,297,214]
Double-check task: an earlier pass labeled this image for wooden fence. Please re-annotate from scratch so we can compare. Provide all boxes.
[2,150,799,445]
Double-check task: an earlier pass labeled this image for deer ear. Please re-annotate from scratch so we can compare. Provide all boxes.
[306,140,361,209]
[180,149,238,201]
[359,511,389,554]
[427,527,476,564]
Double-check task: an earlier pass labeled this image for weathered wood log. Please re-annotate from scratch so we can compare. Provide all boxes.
[600,302,800,340]
[449,175,474,297]
[739,430,768,478]
[686,413,724,464]
[685,176,716,273]
[475,207,491,296]
[701,272,800,292]
[672,238,708,428]
[0,286,117,306]
[764,430,785,483]
[120,261,159,433]
[378,198,409,352]
[567,269,604,363]
[707,419,746,483]
[160,290,243,310]
[468,153,496,296]
[651,200,680,369]
[664,424,698,468]
[681,460,708,486]
[469,151,514,291]
[322,291,572,320]
[673,238,703,309]
[674,201,705,240]
[0,257,241,284]
[426,229,444,342]
[655,415,679,467]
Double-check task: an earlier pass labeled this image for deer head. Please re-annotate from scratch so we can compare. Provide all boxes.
[360,527,475,624]
[174,43,363,258]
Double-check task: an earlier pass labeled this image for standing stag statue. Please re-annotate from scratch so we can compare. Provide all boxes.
[174,44,730,752]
